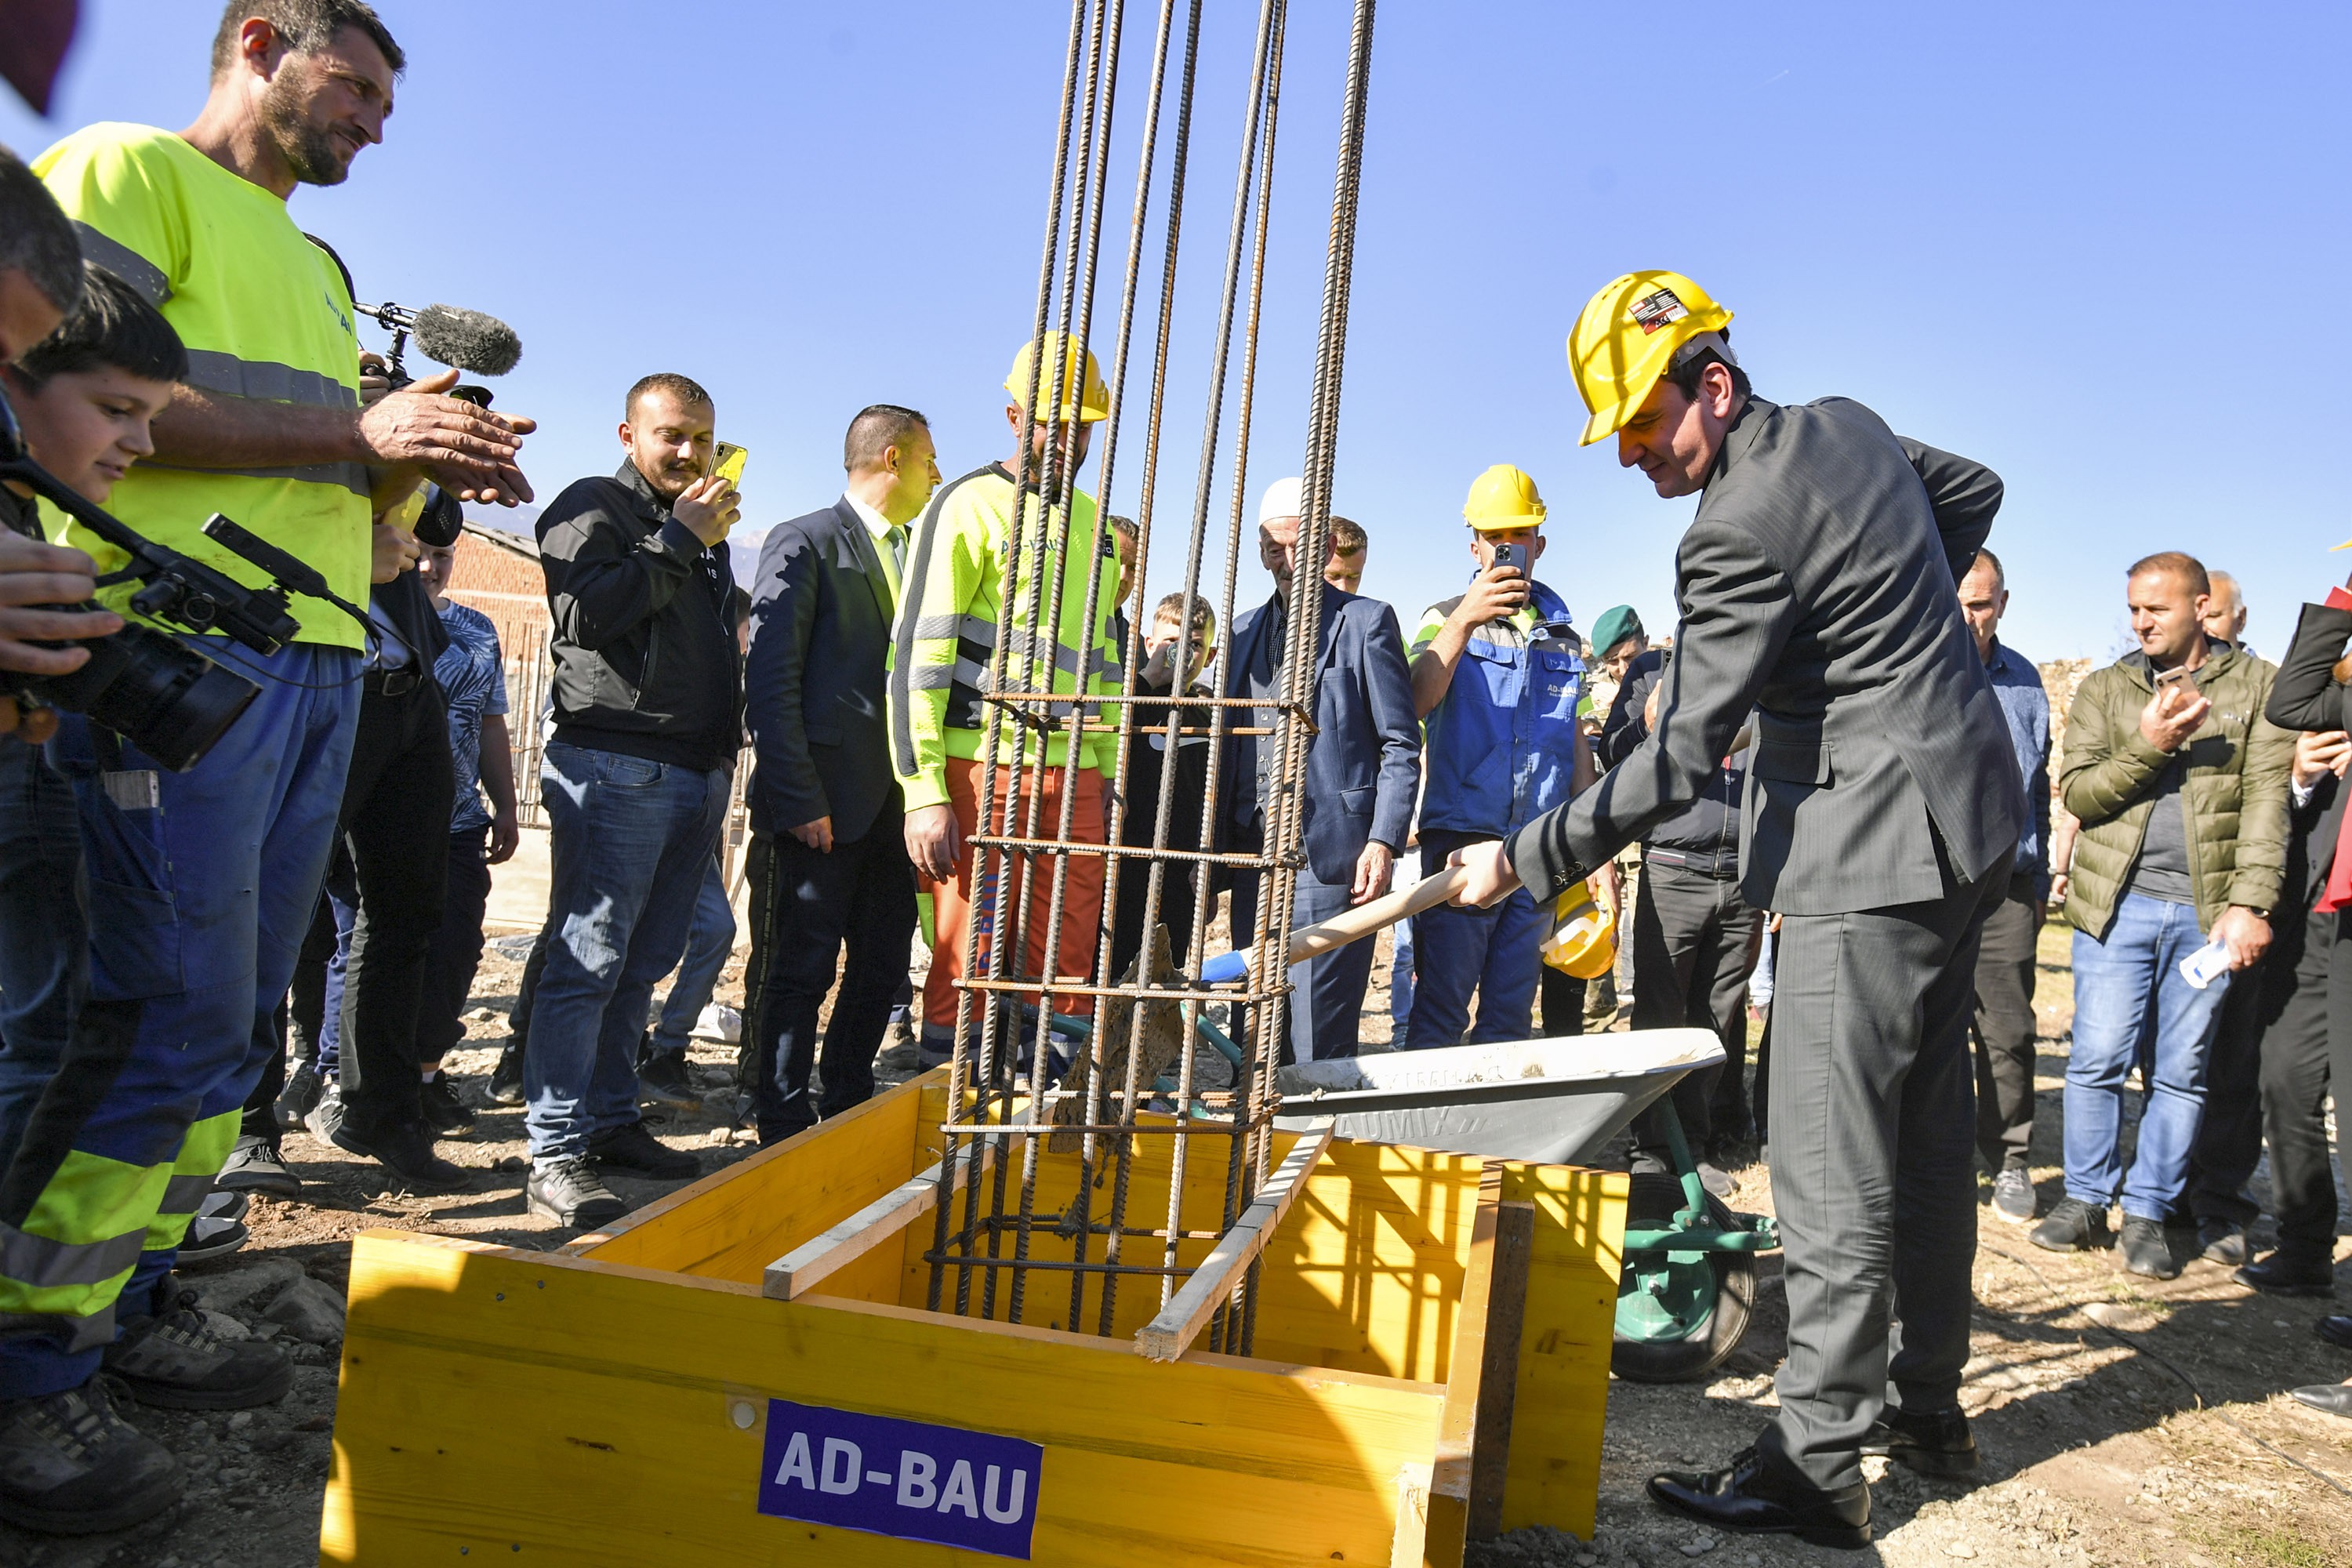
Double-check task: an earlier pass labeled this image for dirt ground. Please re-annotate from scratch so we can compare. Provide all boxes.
[5,920,2348,1567]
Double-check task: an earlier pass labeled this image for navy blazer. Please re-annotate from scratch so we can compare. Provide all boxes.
[1222,583,1421,886]
[745,498,901,844]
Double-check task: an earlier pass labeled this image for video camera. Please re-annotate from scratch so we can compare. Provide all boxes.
[0,380,331,771]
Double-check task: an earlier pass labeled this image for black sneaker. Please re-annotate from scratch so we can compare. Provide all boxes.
[419,1070,475,1136]
[302,1079,345,1145]
[1860,1404,1978,1477]
[2118,1215,2180,1279]
[588,1119,700,1179]
[1990,1167,2037,1224]
[2030,1196,2110,1254]
[0,1376,183,1535]
[213,1134,300,1198]
[526,1156,626,1229]
[2195,1218,2248,1269]
[176,1214,249,1268]
[105,1288,292,1410]
[488,1041,525,1106]
[274,1058,324,1131]
[637,1049,702,1111]
[329,1117,476,1195]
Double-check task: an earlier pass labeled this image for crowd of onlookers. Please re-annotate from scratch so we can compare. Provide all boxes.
[0,0,2346,1541]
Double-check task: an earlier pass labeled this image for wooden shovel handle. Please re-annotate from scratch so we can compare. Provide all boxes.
[1283,862,1471,966]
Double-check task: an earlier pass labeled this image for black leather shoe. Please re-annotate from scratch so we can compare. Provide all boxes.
[1646,1446,1871,1549]
[588,1120,700,1179]
[2318,1315,2352,1352]
[1860,1404,1978,1477]
[2235,1253,2336,1298]
[2292,1382,2352,1418]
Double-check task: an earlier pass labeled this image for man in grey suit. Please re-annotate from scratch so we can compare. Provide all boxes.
[1225,479,1421,1062]
[1453,271,2024,1549]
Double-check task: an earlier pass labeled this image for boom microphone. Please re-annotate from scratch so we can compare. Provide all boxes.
[355,300,522,378]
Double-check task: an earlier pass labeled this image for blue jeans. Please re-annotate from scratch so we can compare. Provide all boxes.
[1406,833,1545,1048]
[650,855,735,1054]
[524,742,728,1161]
[2064,893,2234,1221]
[1388,849,1418,1030]
[0,742,87,1174]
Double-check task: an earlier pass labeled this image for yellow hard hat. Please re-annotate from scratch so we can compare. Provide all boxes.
[1567,270,1733,447]
[1004,331,1111,423]
[1462,463,1546,531]
[1541,882,1618,980]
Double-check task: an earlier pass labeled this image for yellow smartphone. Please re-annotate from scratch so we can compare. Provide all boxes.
[712,441,749,489]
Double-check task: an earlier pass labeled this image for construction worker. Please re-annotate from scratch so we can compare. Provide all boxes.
[1450,270,2022,1548]
[891,334,1123,1065]
[1404,465,1609,1048]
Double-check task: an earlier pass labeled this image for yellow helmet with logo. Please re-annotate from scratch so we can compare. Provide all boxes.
[1567,270,1733,446]
[1541,880,1618,980]
[1461,463,1547,531]
[1004,331,1111,423]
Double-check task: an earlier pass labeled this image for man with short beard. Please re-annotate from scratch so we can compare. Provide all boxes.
[15,0,531,1465]
[524,374,743,1229]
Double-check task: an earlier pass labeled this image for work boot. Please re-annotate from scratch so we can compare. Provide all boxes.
[214,1134,300,1198]
[274,1058,325,1131]
[488,1040,525,1106]
[419,1070,475,1136]
[2194,1218,2247,1269]
[1990,1167,2037,1224]
[637,1047,701,1111]
[106,1287,292,1410]
[588,1120,700,1180]
[2030,1196,2110,1254]
[2118,1215,2180,1279]
[527,1156,626,1229]
[1860,1404,1978,1477]
[0,1376,183,1535]
[328,1116,475,1195]
[2235,1252,2336,1298]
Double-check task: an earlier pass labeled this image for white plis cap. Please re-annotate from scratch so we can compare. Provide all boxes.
[1258,476,1304,525]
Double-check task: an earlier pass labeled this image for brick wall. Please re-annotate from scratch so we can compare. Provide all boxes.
[445,524,549,659]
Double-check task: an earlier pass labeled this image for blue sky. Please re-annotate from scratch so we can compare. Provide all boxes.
[6,2,2346,661]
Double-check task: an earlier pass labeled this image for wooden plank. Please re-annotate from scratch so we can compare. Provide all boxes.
[328,1228,1447,1567]
[764,1140,994,1300]
[1134,1119,1333,1362]
[1468,1196,1534,1541]
[1421,1171,1503,1565]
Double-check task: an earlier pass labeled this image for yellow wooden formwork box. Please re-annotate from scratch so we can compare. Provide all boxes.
[321,1072,1625,1566]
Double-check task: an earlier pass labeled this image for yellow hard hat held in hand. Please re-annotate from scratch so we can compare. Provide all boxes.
[1005,330,1111,423]
[1568,270,1733,446]
[1462,463,1547,531]
[1541,879,1617,980]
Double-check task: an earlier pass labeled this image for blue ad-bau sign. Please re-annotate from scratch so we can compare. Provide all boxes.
[757,1399,1045,1559]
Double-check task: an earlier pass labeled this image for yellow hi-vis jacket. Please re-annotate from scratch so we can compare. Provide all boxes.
[889,463,1124,811]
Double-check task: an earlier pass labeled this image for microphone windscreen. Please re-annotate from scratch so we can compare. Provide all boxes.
[411,304,521,376]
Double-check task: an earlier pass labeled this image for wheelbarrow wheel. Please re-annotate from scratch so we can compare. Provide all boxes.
[1611,1173,1756,1385]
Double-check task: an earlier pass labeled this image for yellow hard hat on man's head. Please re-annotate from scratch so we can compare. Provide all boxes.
[1567,270,1733,447]
[1463,463,1547,531]
[1005,331,1111,423]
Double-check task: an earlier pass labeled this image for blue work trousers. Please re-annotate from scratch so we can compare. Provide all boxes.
[1405,833,1544,1049]
[2063,892,2234,1222]
[649,855,735,1055]
[523,742,727,1161]
[0,742,88,1175]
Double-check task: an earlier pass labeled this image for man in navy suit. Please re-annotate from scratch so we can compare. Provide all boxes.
[741,405,939,1143]
[1224,479,1421,1062]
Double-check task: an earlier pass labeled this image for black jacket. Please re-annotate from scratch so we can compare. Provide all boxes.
[744,498,900,842]
[2265,601,2352,908]
[1599,649,1745,872]
[537,462,742,772]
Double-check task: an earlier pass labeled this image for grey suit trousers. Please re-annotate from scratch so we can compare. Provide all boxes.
[1756,855,2004,1490]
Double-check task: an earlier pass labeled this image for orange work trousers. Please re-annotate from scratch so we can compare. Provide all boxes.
[923,757,1106,1032]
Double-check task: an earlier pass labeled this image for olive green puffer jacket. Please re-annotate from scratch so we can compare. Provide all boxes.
[2060,641,2292,941]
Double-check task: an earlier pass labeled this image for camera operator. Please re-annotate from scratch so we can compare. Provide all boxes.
[6,0,529,1457]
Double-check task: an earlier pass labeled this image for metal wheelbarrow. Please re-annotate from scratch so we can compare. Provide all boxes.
[1276,1028,1780,1383]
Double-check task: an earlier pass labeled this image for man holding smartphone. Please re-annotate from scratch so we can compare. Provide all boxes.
[1404,464,1610,1048]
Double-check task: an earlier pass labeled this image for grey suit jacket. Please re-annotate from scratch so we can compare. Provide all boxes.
[1508,396,2024,916]
[1223,583,1421,886]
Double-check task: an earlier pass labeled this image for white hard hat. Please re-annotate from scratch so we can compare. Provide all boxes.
[1257,477,1303,525]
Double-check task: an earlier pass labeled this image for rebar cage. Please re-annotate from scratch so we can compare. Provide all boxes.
[921,0,1377,1358]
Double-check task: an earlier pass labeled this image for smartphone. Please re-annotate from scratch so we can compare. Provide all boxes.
[1490,542,1526,575]
[2154,666,2201,702]
[712,441,749,489]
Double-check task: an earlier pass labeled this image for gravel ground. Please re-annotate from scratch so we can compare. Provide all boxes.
[5,923,2348,1566]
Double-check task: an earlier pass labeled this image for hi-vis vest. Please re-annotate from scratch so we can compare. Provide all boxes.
[1417,579,1584,837]
[888,463,1123,811]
